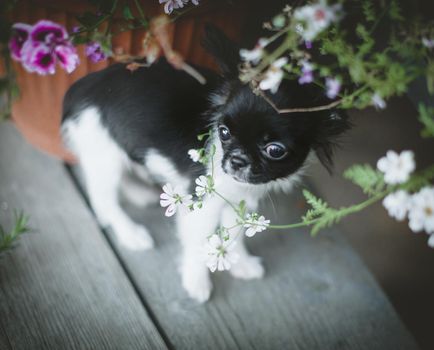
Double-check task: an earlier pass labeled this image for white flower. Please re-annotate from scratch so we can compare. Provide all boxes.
[382,190,410,221]
[293,0,342,41]
[188,149,201,162]
[408,187,434,234]
[195,175,213,197]
[371,93,386,110]
[159,0,187,14]
[377,150,415,185]
[244,213,270,237]
[159,183,192,217]
[428,235,434,248]
[205,234,239,272]
[422,37,434,49]
[240,38,268,65]
[259,57,288,93]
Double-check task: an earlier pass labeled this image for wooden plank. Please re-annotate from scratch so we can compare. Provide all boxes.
[94,175,420,349]
[0,122,167,350]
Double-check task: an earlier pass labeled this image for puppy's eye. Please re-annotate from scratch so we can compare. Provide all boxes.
[218,125,231,142]
[264,143,287,160]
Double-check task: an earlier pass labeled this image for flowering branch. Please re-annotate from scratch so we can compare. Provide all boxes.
[239,1,433,112]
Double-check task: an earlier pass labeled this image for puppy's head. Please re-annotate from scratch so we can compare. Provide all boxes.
[203,25,350,185]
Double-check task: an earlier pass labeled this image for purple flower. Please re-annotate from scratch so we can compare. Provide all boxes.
[298,59,314,85]
[9,23,32,61]
[325,77,341,99]
[85,41,107,63]
[71,25,81,34]
[159,0,188,14]
[305,40,313,49]
[13,20,79,75]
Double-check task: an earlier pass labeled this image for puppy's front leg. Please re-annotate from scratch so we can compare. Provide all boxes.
[177,197,223,303]
[220,204,265,280]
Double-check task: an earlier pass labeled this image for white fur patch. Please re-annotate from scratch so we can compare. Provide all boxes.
[144,149,190,192]
[63,107,154,250]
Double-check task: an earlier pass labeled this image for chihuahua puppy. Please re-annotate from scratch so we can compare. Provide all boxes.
[62,26,349,302]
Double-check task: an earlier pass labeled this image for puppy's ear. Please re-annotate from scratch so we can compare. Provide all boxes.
[202,24,240,78]
[312,110,351,173]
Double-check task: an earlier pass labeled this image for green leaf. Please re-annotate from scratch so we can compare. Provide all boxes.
[123,5,134,20]
[303,190,328,213]
[343,164,385,195]
[76,12,104,29]
[0,211,30,254]
[389,0,404,21]
[418,103,434,138]
[71,35,88,45]
[362,0,376,22]
[426,61,434,95]
[237,200,247,218]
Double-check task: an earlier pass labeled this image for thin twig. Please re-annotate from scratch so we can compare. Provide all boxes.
[258,89,342,114]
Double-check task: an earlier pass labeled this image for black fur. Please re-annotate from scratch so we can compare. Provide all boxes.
[62,26,350,185]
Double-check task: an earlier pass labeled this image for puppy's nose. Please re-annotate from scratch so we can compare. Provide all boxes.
[230,155,248,170]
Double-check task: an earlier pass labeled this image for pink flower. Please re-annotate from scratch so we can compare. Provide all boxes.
[11,20,79,75]
[29,20,67,44]
[9,23,32,61]
[294,0,342,41]
[21,41,56,75]
[85,41,108,63]
[55,43,80,73]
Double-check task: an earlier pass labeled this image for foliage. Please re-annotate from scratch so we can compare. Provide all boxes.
[0,212,30,255]
[418,103,434,138]
[343,164,385,195]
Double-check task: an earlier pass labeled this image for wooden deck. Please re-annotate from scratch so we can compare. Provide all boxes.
[0,122,419,350]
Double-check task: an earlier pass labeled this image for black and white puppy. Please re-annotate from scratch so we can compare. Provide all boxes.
[62,26,349,302]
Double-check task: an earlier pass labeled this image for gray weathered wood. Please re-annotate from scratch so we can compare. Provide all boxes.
[103,174,419,349]
[0,122,167,350]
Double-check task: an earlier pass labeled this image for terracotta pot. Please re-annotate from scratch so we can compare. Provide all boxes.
[7,0,250,161]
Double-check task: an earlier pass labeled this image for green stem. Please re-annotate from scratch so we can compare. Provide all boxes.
[241,33,294,83]
[267,164,434,231]
[133,0,146,21]
[214,191,240,215]
[104,0,119,36]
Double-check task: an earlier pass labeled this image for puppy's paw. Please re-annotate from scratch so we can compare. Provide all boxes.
[230,256,265,280]
[117,224,154,251]
[182,267,213,303]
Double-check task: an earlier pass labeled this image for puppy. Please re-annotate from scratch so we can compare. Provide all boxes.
[62,26,349,302]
